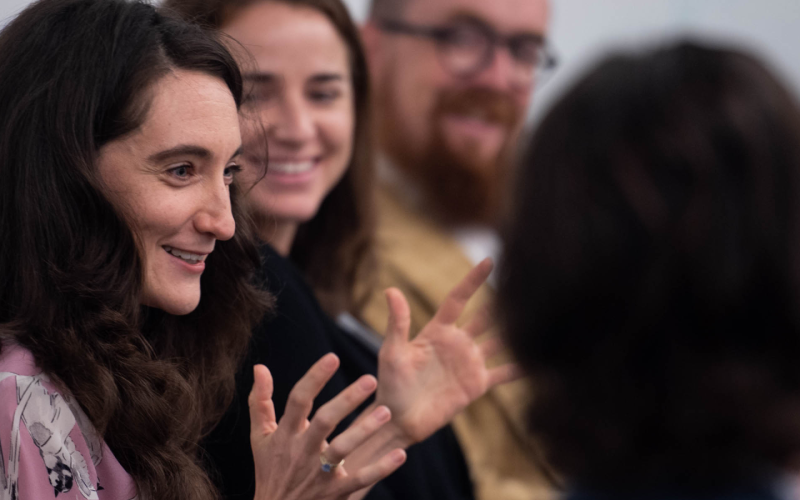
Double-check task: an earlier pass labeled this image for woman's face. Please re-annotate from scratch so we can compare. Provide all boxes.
[96,70,243,315]
[223,1,355,226]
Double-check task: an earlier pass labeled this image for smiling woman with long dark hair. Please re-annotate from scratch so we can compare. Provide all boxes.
[0,0,410,498]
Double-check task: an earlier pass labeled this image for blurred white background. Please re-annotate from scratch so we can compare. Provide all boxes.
[1,0,798,120]
[344,0,800,121]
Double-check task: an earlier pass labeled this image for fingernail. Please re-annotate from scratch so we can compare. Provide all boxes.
[323,353,338,369]
[373,406,390,422]
[360,376,377,391]
[391,449,406,464]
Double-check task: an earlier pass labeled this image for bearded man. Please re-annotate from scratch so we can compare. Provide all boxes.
[357,0,560,499]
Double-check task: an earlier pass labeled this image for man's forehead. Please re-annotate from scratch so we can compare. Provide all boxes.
[402,0,549,35]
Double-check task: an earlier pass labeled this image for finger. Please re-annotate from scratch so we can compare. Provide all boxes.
[463,304,492,339]
[383,288,411,347]
[281,353,340,433]
[487,363,524,388]
[340,449,407,494]
[249,364,278,438]
[323,405,392,464]
[433,258,493,325]
[305,375,378,454]
[478,336,504,360]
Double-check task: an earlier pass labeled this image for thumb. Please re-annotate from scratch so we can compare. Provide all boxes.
[249,364,278,439]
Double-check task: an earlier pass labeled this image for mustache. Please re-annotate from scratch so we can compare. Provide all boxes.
[434,87,521,128]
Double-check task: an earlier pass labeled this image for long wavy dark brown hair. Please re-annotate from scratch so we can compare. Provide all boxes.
[165,0,376,316]
[0,0,270,498]
[499,42,800,493]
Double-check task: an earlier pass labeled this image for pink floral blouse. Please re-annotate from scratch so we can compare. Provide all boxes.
[0,344,137,500]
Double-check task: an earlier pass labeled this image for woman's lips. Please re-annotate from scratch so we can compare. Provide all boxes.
[163,245,208,273]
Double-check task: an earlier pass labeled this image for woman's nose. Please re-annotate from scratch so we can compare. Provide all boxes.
[194,181,236,241]
[270,94,315,145]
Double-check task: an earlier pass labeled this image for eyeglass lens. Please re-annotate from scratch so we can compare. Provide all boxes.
[434,21,551,86]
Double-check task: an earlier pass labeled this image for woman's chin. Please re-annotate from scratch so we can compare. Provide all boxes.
[141,293,201,316]
[263,204,326,227]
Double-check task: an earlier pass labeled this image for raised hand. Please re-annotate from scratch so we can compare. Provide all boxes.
[249,354,407,500]
[375,259,520,444]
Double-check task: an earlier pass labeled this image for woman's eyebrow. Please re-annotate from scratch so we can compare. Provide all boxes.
[229,145,244,161]
[148,144,211,164]
[309,73,344,84]
[147,144,242,164]
[243,72,277,84]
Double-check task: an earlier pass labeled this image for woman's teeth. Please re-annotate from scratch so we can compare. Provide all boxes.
[269,160,315,174]
[164,246,207,265]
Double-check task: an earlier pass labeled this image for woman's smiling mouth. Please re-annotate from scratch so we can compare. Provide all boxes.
[163,245,209,266]
[268,160,317,175]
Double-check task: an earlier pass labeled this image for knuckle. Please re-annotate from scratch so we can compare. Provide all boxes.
[353,468,374,489]
[313,410,336,431]
[326,441,344,460]
[343,387,362,404]
[287,389,309,409]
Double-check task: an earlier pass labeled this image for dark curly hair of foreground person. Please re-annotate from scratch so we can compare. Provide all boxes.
[498,41,800,495]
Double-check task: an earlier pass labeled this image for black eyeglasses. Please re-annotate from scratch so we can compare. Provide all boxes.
[379,17,557,87]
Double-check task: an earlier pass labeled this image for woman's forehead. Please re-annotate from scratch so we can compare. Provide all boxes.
[223,2,351,76]
[132,70,241,157]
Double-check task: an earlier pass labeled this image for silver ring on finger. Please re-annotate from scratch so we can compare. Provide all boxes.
[319,454,344,473]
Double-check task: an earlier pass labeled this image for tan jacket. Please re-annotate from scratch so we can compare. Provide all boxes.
[356,186,560,500]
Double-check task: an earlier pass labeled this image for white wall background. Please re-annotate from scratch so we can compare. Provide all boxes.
[0,0,35,27]
[2,0,798,120]
[342,0,800,121]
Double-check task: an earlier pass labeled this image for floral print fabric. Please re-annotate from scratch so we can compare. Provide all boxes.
[0,344,137,500]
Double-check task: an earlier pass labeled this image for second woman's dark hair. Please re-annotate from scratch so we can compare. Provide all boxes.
[499,42,800,491]
[0,0,269,498]
[166,0,376,316]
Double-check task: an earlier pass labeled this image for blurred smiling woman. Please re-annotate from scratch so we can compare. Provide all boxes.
[166,1,519,500]
[0,0,407,498]
[220,0,374,317]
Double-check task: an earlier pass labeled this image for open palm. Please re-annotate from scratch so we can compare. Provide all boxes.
[375,259,519,444]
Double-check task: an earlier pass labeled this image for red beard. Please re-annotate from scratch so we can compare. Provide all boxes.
[378,86,523,227]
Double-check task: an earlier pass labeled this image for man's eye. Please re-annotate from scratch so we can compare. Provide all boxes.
[442,26,486,49]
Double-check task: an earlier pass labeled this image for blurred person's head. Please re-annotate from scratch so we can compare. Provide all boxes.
[363,0,552,225]
[498,41,800,493]
[166,0,374,315]
[0,0,267,498]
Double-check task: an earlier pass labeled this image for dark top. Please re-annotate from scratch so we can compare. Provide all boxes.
[202,244,475,500]
[565,482,784,500]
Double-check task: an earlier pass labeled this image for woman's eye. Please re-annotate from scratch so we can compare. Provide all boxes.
[167,164,192,179]
[243,85,279,107]
[224,164,242,179]
[309,89,341,103]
